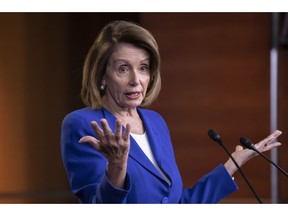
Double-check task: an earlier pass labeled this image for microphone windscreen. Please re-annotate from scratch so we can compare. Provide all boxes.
[208,129,221,142]
[240,137,254,150]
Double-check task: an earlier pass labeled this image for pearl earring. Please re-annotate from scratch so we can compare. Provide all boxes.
[100,84,105,90]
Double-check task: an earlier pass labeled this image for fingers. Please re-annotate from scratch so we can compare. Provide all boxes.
[79,135,101,151]
[260,130,282,145]
[272,129,282,137]
[115,119,122,141]
[262,130,282,146]
[256,130,283,152]
[81,118,130,146]
[123,123,131,141]
[91,120,106,141]
[100,119,113,139]
[263,141,282,152]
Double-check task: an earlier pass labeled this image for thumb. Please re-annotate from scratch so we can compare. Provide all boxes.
[79,136,100,151]
[79,135,97,143]
[235,145,244,152]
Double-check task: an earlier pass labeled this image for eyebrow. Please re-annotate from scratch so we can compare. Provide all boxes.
[112,58,150,64]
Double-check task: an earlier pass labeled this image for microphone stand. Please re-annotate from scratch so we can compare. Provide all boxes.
[208,129,263,203]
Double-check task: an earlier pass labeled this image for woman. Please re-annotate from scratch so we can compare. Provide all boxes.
[61,20,282,203]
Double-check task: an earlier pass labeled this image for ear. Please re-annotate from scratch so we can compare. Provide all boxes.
[101,79,106,86]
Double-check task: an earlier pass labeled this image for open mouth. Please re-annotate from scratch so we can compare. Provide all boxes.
[125,92,141,99]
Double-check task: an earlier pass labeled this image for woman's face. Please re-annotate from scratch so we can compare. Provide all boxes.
[103,43,151,110]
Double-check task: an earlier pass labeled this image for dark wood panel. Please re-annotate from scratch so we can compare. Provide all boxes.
[1,12,287,203]
[278,44,288,203]
[141,13,279,203]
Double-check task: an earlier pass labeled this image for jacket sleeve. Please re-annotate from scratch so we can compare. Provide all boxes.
[140,109,238,203]
[60,111,131,203]
[180,164,238,203]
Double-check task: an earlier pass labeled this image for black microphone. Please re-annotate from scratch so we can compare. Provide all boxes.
[208,129,263,203]
[240,137,288,177]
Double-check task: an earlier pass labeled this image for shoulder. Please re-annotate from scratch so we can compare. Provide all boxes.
[137,107,165,121]
[137,107,169,132]
[138,107,172,141]
[62,107,104,128]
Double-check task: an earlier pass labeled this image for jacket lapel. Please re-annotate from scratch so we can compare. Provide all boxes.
[137,108,170,183]
[102,107,168,182]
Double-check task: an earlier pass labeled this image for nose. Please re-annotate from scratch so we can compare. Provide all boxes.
[128,70,140,86]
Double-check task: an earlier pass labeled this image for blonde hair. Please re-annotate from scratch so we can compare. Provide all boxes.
[81,20,161,109]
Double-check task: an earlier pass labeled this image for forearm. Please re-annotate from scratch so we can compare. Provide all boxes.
[106,158,128,189]
[224,157,241,176]
[223,145,255,176]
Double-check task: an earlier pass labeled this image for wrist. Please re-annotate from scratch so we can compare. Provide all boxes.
[224,158,238,176]
[106,160,127,189]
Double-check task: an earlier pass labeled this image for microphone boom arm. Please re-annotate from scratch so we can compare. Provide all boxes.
[240,137,288,177]
[208,129,263,203]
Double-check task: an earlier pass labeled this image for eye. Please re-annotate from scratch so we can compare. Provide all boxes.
[139,64,150,73]
[118,65,130,73]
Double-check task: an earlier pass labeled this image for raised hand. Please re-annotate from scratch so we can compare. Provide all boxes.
[79,118,131,188]
[80,118,131,161]
[225,130,282,176]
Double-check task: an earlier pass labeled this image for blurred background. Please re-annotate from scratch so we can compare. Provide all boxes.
[0,12,287,203]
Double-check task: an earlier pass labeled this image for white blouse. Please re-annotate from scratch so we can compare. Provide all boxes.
[131,132,171,185]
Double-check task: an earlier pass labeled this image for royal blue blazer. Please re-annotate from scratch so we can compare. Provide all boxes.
[61,107,238,203]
